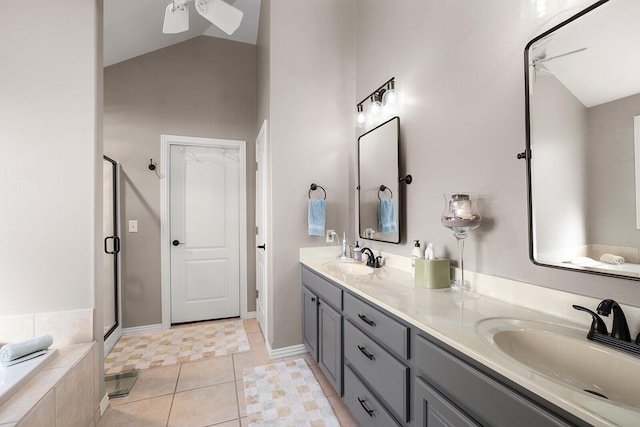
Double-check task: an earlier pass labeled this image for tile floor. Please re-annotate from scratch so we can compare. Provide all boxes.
[98,319,358,427]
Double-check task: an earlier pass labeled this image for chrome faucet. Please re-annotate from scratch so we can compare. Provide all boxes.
[597,299,631,342]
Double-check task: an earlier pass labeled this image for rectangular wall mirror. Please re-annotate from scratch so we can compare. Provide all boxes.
[525,0,640,279]
[358,116,400,244]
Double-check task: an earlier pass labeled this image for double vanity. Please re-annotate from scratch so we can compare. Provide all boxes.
[300,247,640,427]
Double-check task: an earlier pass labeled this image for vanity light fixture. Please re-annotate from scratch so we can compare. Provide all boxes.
[355,77,397,128]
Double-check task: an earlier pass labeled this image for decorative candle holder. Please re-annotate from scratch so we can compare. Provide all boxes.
[441,193,481,292]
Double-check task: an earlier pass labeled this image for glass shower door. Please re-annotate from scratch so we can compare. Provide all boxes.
[103,156,120,349]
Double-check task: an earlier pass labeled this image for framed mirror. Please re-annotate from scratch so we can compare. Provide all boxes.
[358,116,400,243]
[525,0,640,279]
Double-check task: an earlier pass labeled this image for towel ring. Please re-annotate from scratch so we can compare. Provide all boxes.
[378,185,393,201]
[309,183,327,200]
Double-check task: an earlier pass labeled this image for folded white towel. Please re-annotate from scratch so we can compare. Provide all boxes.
[600,253,625,265]
[0,335,53,362]
[569,256,601,267]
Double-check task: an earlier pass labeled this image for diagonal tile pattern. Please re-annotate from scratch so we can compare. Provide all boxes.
[99,319,358,427]
[243,358,339,426]
[104,319,250,375]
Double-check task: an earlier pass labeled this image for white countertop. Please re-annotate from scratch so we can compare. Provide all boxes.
[300,247,640,427]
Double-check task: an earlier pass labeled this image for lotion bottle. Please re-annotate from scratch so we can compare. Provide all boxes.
[411,240,423,276]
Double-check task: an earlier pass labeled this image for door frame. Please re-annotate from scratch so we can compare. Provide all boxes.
[255,120,269,340]
[160,134,248,330]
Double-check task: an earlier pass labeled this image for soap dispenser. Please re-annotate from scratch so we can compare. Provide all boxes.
[353,241,362,262]
[411,240,424,276]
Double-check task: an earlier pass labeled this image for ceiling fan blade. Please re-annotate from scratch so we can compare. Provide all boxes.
[195,0,243,35]
[163,2,189,34]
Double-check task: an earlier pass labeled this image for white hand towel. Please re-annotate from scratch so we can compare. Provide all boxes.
[0,335,53,362]
[600,253,625,265]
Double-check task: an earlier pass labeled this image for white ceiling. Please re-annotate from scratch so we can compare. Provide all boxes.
[103,0,261,67]
[532,0,640,107]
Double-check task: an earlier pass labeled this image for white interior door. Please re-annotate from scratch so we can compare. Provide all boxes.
[170,144,240,323]
[255,121,268,335]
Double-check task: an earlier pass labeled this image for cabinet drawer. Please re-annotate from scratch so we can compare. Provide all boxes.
[343,292,408,358]
[343,364,400,427]
[415,376,479,427]
[301,266,342,310]
[344,320,408,422]
[415,334,579,427]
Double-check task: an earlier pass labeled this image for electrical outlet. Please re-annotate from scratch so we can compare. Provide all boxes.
[128,220,138,233]
[326,229,335,243]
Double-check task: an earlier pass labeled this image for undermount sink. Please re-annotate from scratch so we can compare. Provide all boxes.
[322,261,375,277]
[476,318,640,412]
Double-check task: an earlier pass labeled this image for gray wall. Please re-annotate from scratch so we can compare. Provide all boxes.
[104,36,257,328]
[258,0,355,349]
[587,93,640,246]
[531,75,589,255]
[352,0,640,309]
[0,0,101,317]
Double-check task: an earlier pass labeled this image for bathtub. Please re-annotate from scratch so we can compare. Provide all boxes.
[566,257,640,276]
[0,349,58,407]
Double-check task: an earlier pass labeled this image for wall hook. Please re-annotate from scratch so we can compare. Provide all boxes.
[400,174,413,184]
[148,159,157,171]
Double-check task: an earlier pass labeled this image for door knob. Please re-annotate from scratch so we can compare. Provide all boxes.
[257,244,266,250]
[172,240,184,246]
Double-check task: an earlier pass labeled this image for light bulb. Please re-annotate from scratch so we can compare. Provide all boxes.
[356,105,366,127]
[383,89,397,106]
[369,94,382,116]
[382,81,397,107]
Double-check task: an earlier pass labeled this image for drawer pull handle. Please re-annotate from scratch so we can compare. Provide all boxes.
[357,397,374,417]
[357,345,375,361]
[358,314,376,327]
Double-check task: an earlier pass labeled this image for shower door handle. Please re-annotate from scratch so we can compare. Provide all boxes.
[104,236,120,254]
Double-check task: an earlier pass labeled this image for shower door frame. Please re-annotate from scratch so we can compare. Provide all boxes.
[103,155,122,353]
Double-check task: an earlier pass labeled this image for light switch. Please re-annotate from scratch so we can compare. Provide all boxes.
[128,220,138,233]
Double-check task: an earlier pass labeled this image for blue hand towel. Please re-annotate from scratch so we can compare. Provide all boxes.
[378,199,397,233]
[308,199,326,236]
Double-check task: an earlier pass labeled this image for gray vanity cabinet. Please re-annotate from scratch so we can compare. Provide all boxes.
[300,264,590,427]
[301,267,343,395]
[318,300,342,393]
[414,334,588,427]
[301,286,318,360]
[343,292,410,424]
[415,376,478,427]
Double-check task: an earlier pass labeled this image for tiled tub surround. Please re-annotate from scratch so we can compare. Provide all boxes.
[0,342,98,426]
[0,309,94,347]
[300,247,640,427]
[0,309,96,426]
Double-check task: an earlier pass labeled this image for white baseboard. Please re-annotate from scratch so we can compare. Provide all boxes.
[266,343,307,359]
[121,323,163,336]
[242,311,257,319]
[99,393,110,416]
